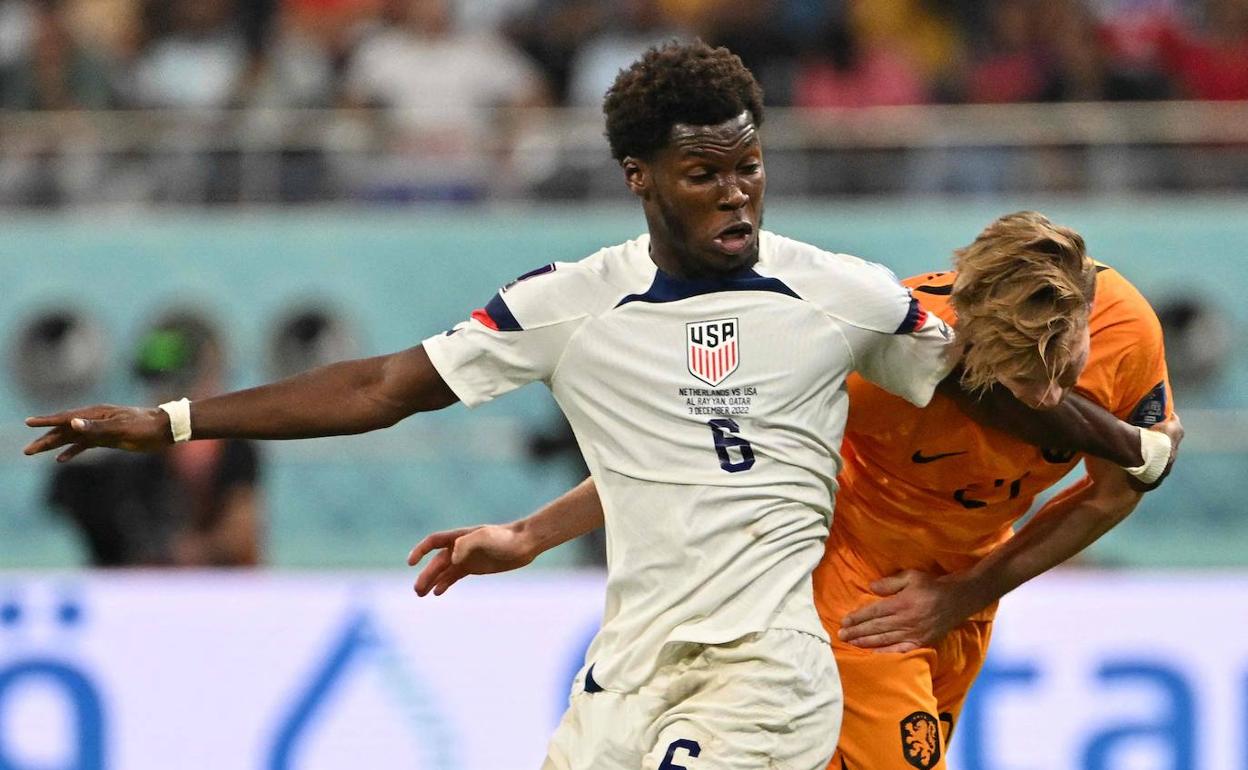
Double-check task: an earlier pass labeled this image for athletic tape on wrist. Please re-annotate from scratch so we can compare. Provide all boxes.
[158,398,193,443]
[1124,426,1170,485]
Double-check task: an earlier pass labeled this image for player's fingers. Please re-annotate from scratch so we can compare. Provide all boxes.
[55,444,91,463]
[871,641,920,654]
[409,527,480,566]
[841,599,893,628]
[869,572,912,596]
[414,550,454,595]
[408,532,453,566]
[838,615,903,642]
[23,426,73,456]
[25,413,73,428]
[432,568,467,596]
[846,630,912,650]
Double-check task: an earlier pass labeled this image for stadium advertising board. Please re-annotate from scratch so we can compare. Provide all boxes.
[0,572,1244,769]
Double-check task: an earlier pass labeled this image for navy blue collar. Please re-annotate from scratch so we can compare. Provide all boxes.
[617,267,801,307]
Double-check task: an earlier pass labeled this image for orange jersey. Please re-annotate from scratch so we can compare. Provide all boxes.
[815,265,1173,626]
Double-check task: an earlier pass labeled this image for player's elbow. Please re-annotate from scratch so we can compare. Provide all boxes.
[1094,486,1144,528]
[351,383,413,432]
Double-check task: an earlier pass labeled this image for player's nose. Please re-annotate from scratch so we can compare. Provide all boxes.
[1030,382,1065,410]
[718,178,748,210]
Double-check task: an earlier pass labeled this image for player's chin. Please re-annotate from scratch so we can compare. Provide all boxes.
[700,241,758,274]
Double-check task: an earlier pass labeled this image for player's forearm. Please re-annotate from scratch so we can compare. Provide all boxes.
[191,347,456,441]
[511,477,605,560]
[960,474,1141,609]
[940,376,1143,466]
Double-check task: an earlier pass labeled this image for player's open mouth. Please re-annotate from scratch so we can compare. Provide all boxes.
[713,222,754,255]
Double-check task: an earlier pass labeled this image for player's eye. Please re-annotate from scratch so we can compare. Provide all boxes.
[739,162,761,175]
[687,170,715,183]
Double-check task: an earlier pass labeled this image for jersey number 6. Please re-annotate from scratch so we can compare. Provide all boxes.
[708,418,755,473]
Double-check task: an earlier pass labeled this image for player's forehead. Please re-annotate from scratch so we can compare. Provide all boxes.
[666,112,760,159]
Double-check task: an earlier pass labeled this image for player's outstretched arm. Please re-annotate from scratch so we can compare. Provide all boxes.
[25,345,458,462]
[840,416,1182,653]
[407,476,604,596]
[938,373,1172,487]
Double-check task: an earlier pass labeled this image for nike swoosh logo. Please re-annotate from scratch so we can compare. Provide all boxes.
[911,449,968,464]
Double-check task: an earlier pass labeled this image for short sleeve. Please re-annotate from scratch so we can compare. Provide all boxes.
[822,260,956,408]
[1073,270,1175,426]
[778,247,958,407]
[849,301,957,408]
[422,265,587,408]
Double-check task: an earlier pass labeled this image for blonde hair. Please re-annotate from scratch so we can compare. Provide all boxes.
[950,211,1097,394]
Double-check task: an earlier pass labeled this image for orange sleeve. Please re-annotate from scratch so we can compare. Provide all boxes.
[1075,269,1175,426]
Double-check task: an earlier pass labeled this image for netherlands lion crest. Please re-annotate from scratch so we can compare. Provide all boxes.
[899,711,941,769]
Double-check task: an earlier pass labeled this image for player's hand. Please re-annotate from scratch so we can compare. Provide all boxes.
[838,570,980,653]
[1126,414,1183,493]
[24,405,173,462]
[407,523,537,597]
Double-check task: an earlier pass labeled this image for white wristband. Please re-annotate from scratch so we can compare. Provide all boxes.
[1124,426,1171,485]
[158,398,193,443]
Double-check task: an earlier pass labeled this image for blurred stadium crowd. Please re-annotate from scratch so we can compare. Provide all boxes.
[1,0,1247,204]
[3,0,1248,113]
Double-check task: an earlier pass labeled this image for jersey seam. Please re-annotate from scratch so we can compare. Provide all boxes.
[547,313,593,384]
[821,313,858,372]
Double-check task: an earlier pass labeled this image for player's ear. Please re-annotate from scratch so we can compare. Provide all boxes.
[622,157,649,199]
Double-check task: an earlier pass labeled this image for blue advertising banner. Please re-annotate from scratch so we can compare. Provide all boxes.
[0,571,1245,769]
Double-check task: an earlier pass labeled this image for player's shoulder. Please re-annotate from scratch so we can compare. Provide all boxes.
[1089,261,1162,335]
[761,232,915,333]
[901,270,956,293]
[897,271,958,323]
[486,235,653,329]
[1093,261,1153,309]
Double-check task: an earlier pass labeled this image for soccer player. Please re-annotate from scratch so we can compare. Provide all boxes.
[820,212,1179,770]
[25,44,1164,770]
[408,212,1179,769]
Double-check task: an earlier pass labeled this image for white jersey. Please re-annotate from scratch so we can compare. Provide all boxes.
[423,231,954,693]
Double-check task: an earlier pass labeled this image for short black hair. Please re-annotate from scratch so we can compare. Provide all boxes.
[603,40,765,162]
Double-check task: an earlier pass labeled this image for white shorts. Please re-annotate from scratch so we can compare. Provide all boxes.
[541,629,842,770]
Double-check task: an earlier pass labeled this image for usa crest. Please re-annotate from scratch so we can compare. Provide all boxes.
[687,318,739,387]
[900,711,941,769]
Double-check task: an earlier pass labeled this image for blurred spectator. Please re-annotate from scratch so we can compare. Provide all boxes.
[342,0,551,200]
[0,0,118,206]
[241,6,336,109]
[1038,0,1116,101]
[130,0,249,108]
[1095,0,1180,99]
[701,0,796,104]
[60,0,144,64]
[283,0,382,98]
[657,0,714,29]
[0,0,1246,203]
[1164,0,1248,100]
[1,0,117,110]
[457,0,538,33]
[503,0,599,104]
[345,0,548,113]
[793,15,927,107]
[850,0,964,98]
[47,315,264,567]
[566,0,685,106]
[0,0,35,71]
[962,0,1047,102]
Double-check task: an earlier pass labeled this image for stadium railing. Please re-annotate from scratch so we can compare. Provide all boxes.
[2,101,1248,205]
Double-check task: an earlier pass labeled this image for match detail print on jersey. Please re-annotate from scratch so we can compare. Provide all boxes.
[687,318,740,387]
